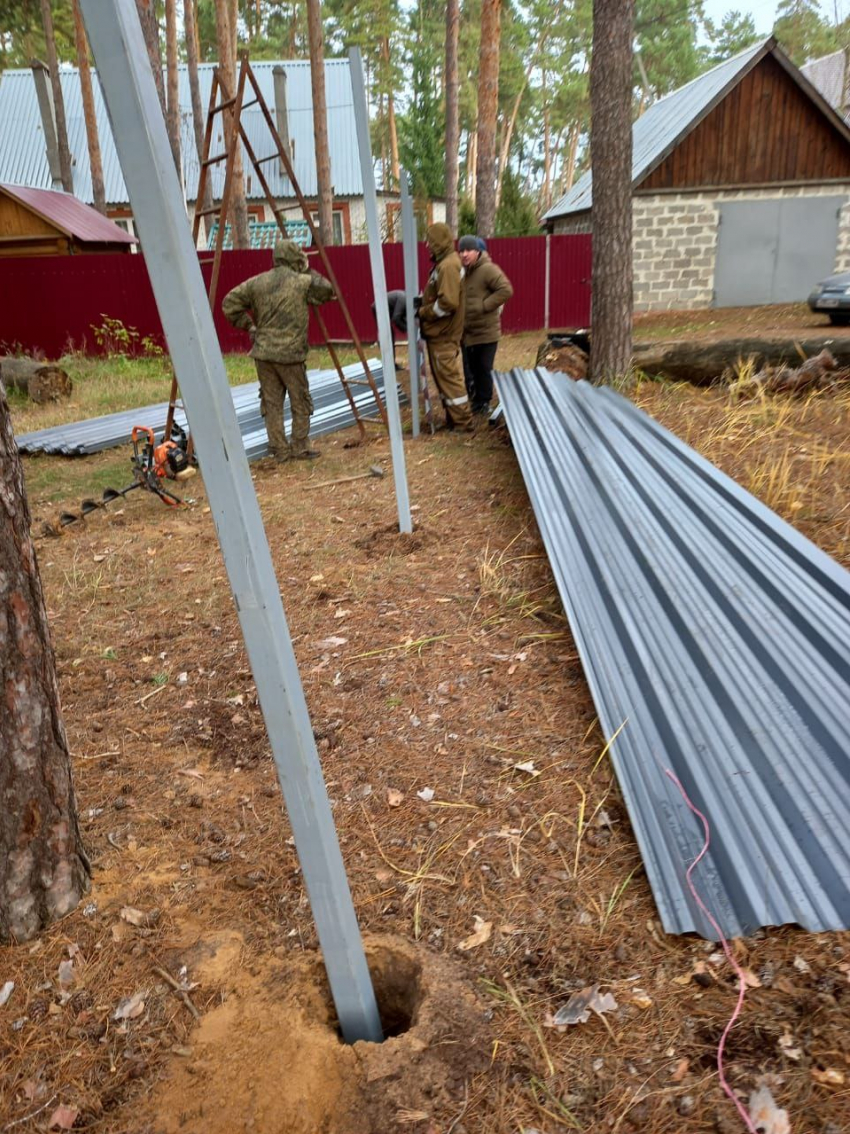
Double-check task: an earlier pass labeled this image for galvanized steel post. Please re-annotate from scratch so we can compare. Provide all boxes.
[79,0,383,1044]
[400,170,420,438]
[348,46,412,534]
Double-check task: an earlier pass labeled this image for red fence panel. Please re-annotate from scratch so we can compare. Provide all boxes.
[547,234,592,329]
[0,235,591,359]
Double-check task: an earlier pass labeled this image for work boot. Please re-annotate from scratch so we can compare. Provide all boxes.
[293,449,321,460]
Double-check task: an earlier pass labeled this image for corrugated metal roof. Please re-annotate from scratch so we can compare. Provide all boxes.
[801,49,849,116]
[497,368,850,939]
[0,181,136,243]
[15,360,388,458]
[544,39,772,219]
[0,59,363,206]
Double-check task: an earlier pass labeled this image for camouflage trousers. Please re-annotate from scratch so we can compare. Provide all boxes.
[425,340,472,430]
[255,360,314,458]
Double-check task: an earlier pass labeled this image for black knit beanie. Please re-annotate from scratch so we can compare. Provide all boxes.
[458,235,479,251]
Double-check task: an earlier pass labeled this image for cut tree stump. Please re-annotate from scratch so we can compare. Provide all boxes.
[0,358,73,404]
[632,336,850,385]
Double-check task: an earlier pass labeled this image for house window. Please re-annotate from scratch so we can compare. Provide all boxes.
[310,211,344,245]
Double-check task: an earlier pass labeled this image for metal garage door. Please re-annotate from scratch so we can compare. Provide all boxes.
[713,197,843,307]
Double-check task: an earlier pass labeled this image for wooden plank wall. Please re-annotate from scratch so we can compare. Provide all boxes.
[640,54,850,190]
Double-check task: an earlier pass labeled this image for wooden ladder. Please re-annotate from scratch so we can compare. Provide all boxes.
[164,54,390,445]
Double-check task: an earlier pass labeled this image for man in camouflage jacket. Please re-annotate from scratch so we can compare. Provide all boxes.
[418,223,472,431]
[222,240,335,460]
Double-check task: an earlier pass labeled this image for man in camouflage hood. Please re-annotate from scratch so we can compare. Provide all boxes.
[418,223,472,431]
[222,240,335,460]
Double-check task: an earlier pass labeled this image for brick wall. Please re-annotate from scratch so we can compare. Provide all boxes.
[551,184,850,310]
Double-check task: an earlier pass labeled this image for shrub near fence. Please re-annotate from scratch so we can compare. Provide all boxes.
[0,235,591,359]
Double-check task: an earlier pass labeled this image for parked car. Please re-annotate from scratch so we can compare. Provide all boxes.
[808,270,850,324]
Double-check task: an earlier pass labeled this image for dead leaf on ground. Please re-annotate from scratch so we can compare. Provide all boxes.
[740,967,762,988]
[513,760,540,777]
[417,787,435,802]
[49,1105,79,1130]
[0,980,14,1007]
[811,1066,845,1088]
[748,1085,790,1133]
[119,907,148,927]
[457,916,493,952]
[112,990,146,1021]
[552,984,619,1026]
[386,788,404,807]
[670,1058,690,1081]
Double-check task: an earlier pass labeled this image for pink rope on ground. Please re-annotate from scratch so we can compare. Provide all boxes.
[664,768,761,1134]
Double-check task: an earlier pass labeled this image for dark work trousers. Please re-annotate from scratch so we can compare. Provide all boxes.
[462,341,499,411]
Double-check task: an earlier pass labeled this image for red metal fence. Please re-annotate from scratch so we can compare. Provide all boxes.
[0,234,590,359]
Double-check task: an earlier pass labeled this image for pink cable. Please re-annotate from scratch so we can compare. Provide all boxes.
[664,768,761,1134]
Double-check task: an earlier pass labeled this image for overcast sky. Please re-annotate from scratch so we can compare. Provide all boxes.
[700,0,779,33]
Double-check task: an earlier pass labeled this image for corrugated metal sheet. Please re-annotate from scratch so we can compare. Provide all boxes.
[0,181,136,244]
[0,59,362,205]
[544,40,770,219]
[801,49,849,117]
[497,368,850,939]
[15,361,391,458]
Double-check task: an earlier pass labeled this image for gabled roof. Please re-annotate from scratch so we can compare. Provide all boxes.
[544,37,850,220]
[0,59,362,206]
[0,181,136,243]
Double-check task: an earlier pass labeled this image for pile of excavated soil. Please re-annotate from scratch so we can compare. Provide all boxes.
[149,934,488,1134]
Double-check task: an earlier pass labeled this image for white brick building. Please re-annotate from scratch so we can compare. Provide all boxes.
[543,38,850,311]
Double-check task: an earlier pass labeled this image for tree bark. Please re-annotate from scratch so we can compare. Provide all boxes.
[475,0,501,238]
[164,0,182,178]
[306,0,334,245]
[383,38,400,190]
[0,359,72,404]
[0,387,90,944]
[632,336,850,385]
[214,0,250,249]
[589,0,634,383]
[185,0,214,238]
[71,0,106,214]
[445,0,460,233]
[38,0,73,194]
[135,0,167,119]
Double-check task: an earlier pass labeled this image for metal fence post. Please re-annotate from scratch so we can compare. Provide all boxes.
[544,232,551,333]
[399,170,420,439]
[79,0,382,1045]
[348,46,412,535]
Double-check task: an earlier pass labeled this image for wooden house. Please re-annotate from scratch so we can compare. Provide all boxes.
[543,38,850,310]
[0,182,137,258]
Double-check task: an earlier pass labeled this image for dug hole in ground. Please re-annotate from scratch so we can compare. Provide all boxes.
[3,314,850,1134]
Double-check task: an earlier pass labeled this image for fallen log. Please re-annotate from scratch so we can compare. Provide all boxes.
[632,335,850,385]
[0,358,73,404]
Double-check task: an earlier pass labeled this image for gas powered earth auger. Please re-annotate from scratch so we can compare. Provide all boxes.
[39,423,196,538]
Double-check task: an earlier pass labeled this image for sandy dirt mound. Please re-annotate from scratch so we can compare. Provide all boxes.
[148,934,489,1134]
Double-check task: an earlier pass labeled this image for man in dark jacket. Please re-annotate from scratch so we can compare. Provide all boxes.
[418,223,472,431]
[222,240,334,460]
[458,235,513,415]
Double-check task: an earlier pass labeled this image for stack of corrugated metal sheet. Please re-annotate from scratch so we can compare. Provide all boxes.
[497,368,850,939]
[16,361,391,459]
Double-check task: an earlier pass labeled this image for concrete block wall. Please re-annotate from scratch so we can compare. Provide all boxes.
[552,184,850,311]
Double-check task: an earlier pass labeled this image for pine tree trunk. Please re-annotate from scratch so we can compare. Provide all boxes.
[0,388,90,944]
[185,0,214,238]
[214,0,250,249]
[135,0,167,118]
[164,0,182,177]
[467,130,477,208]
[39,0,73,194]
[542,73,551,212]
[475,0,501,238]
[71,0,106,214]
[445,0,460,233]
[565,120,580,191]
[306,0,334,245]
[381,38,400,190]
[589,0,634,383]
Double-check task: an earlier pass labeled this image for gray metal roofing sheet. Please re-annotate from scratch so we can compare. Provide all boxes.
[0,181,137,243]
[544,40,770,219]
[15,361,388,458]
[0,59,362,205]
[801,49,848,114]
[496,368,850,939]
